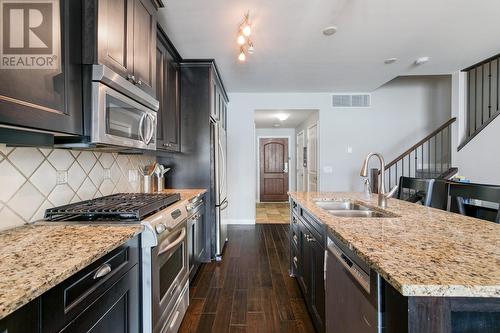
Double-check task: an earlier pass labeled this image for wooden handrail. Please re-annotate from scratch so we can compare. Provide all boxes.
[384,117,456,171]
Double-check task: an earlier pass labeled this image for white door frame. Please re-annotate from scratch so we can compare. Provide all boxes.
[296,130,305,192]
[256,135,292,203]
[307,122,319,191]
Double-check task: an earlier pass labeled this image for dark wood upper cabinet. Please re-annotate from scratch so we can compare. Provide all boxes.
[84,0,158,97]
[0,0,83,135]
[132,0,156,96]
[94,0,133,78]
[156,27,181,152]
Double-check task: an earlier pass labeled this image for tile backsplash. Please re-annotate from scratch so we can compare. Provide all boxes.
[0,145,155,230]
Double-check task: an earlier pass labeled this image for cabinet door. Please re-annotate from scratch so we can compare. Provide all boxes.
[0,0,82,135]
[310,237,325,332]
[195,205,206,262]
[187,216,195,277]
[58,265,140,333]
[297,220,311,299]
[96,0,133,78]
[156,32,180,152]
[132,0,156,97]
[0,299,40,333]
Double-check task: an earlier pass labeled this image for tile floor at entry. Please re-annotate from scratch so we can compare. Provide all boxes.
[179,224,315,333]
[256,203,290,224]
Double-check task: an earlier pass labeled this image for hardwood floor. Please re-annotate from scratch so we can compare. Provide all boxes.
[179,224,315,333]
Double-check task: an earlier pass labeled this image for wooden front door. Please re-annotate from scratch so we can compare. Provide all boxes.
[260,138,289,202]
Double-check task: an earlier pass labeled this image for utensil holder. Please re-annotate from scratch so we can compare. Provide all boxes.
[141,175,153,193]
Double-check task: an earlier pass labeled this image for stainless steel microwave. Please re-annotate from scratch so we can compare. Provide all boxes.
[56,65,159,150]
[91,82,157,150]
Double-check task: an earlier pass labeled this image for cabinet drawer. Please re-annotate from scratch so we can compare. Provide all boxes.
[300,210,325,247]
[42,236,139,332]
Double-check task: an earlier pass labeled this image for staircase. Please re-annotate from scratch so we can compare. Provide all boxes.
[370,118,458,193]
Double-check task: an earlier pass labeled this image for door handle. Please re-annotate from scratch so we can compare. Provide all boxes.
[145,114,155,145]
[158,228,186,255]
[93,263,112,279]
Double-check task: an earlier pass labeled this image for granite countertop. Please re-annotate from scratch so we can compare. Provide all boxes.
[0,224,143,320]
[162,188,207,203]
[289,192,500,298]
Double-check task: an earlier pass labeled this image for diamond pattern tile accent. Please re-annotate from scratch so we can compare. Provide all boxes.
[77,178,98,200]
[48,184,74,206]
[67,162,86,191]
[0,206,24,230]
[8,148,44,177]
[89,162,104,188]
[30,161,57,196]
[0,160,26,202]
[0,147,150,229]
[78,151,97,173]
[47,149,74,170]
[8,182,44,221]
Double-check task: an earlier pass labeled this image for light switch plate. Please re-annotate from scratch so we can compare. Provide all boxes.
[346,146,353,154]
[56,170,68,184]
[323,166,333,174]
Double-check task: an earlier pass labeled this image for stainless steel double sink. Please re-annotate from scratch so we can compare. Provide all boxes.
[314,200,395,218]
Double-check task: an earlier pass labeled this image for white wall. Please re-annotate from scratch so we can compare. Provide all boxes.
[451,72,500,185]
[255,128,296,202]
[227,76,452,224]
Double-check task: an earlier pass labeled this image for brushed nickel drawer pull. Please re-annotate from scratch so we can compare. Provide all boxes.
[93,263,112,279]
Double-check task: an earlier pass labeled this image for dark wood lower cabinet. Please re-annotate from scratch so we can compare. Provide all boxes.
[292,209,325,333]
[0,299,40,333]
[188,201,207,281]
[0,237,141,333]
[56,264,140,333]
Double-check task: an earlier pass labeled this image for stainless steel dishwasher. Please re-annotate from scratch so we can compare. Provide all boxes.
[326,235,382,333]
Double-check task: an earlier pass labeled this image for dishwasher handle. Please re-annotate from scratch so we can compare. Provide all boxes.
[328,240,371,294]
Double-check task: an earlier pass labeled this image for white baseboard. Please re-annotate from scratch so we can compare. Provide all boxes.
[226,219,255,225]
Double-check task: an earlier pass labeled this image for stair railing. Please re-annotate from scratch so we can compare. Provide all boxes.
[370,118,457,193]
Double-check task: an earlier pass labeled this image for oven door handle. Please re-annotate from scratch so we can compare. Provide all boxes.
[158,228,186,256]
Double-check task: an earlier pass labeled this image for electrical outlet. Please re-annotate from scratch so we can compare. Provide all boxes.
[104,168,111,179]
[128,169,138,182]
[56,170,68,184]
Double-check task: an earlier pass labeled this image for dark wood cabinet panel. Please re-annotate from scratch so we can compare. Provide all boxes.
[0,299,40,333]
[188,201,207,281]
[156,28,180,152]
[132,0,156,96]
[42,237,139,333]
[292,205,325,332]
[0,0,82,135]
[95,0,133,77]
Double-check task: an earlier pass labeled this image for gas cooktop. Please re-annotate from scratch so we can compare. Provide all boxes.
[44,193,181,222]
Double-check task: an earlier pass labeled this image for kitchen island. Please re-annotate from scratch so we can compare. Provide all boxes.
[289,191,500,332]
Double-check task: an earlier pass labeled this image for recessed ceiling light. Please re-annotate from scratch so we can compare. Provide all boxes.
[275,113,289,121]
[322,26,338,36]
[414,57,430,65]
[384,58,397,64]
[273,123,281,128]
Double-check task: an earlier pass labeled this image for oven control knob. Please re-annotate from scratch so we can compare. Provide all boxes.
[155,223,166,234]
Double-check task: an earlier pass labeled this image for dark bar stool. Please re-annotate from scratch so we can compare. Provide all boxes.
[447,181,500,223]
[396,176,435,206]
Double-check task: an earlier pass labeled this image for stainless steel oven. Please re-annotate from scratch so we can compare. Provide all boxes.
[152,209,189,333]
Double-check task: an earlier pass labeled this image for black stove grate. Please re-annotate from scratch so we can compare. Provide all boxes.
[44,193,181,222]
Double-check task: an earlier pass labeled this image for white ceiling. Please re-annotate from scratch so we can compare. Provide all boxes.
[254,109,317,128]
[158,0,500,93]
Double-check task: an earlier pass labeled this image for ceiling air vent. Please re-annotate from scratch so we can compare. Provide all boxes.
[332,94,371,107]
